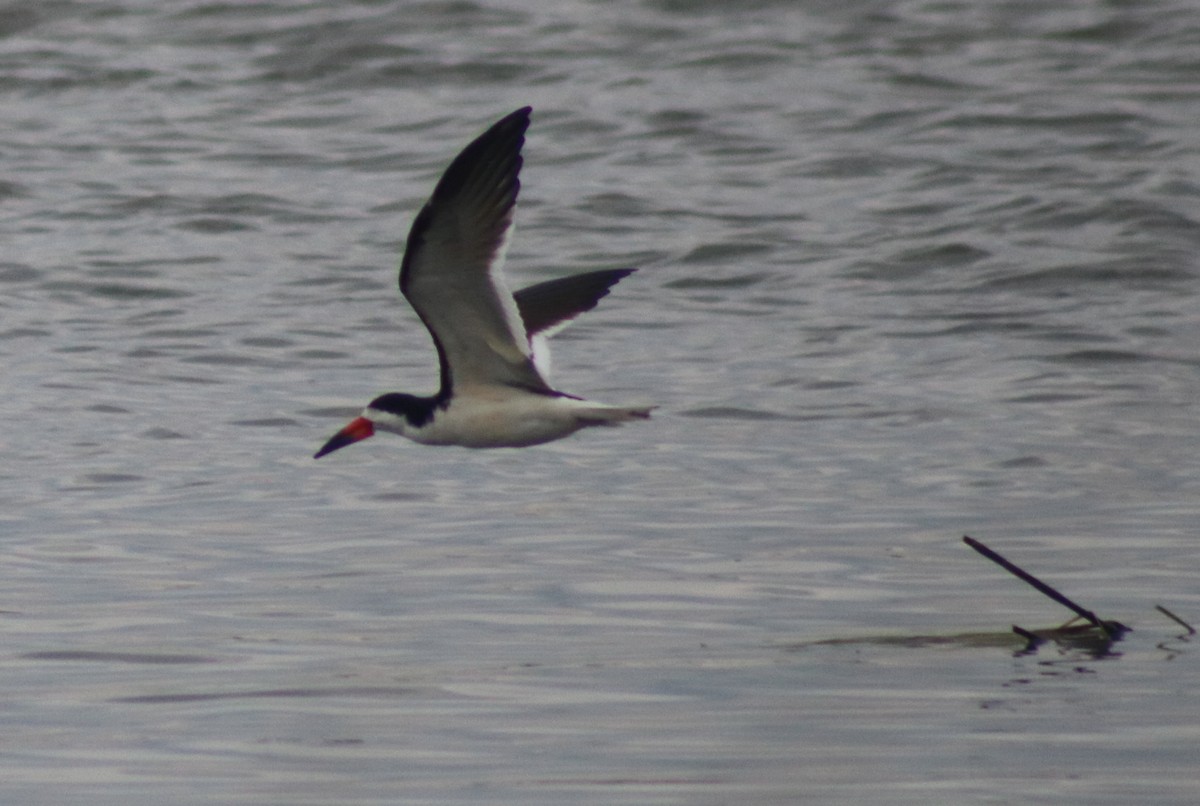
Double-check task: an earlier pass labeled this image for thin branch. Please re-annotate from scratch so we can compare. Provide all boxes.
[963,535,1114,636]
[1155,604,1196,635]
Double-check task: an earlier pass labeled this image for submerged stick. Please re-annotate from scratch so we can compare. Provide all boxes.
[1011,624,1040,642]
[963,535,1111,635]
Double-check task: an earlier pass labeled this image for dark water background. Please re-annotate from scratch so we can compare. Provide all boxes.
[2,1,1198,803]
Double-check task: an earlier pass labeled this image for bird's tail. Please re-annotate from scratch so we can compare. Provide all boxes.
[577,404,657,427]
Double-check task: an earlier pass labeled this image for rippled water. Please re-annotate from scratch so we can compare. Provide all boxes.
[3,1,1199,803]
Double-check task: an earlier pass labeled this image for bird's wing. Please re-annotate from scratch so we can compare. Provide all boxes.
[399,107,549,395]
[513,268,635,337]
[514,268,636,380]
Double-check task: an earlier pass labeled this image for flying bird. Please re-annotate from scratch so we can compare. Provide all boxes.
[314,107,653,459]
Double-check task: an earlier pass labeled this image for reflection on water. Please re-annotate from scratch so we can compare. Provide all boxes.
[2,0,1199,803]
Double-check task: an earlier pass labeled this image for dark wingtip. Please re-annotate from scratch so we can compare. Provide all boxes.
[445,107,532,187]
[400,107,534,298]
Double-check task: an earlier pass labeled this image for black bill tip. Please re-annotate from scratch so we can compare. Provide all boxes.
[314,417,375,459]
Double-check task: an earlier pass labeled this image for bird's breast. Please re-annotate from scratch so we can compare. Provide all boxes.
[405,389,588,448]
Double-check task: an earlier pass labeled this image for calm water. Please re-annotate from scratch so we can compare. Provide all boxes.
[2,1,1198,803]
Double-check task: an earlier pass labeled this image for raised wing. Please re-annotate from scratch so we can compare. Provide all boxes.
[399,107,547,395]
[514,268,635,337]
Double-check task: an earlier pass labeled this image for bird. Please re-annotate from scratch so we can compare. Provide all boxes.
[314,107,654,459]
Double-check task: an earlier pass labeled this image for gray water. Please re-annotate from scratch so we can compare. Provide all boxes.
[2,1,1199,803]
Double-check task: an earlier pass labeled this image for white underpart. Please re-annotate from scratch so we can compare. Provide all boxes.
[369,389,652,449]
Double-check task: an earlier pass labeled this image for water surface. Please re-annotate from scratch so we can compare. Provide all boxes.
[2,1,1198,803]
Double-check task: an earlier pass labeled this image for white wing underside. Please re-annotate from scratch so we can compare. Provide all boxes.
[399,109,551,395]
[407,224,544,390]
[529,332,553,380]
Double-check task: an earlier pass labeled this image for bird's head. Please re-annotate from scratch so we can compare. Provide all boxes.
[314,393,438,458]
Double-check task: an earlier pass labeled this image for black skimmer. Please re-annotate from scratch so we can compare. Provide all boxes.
[314,107,654,459]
